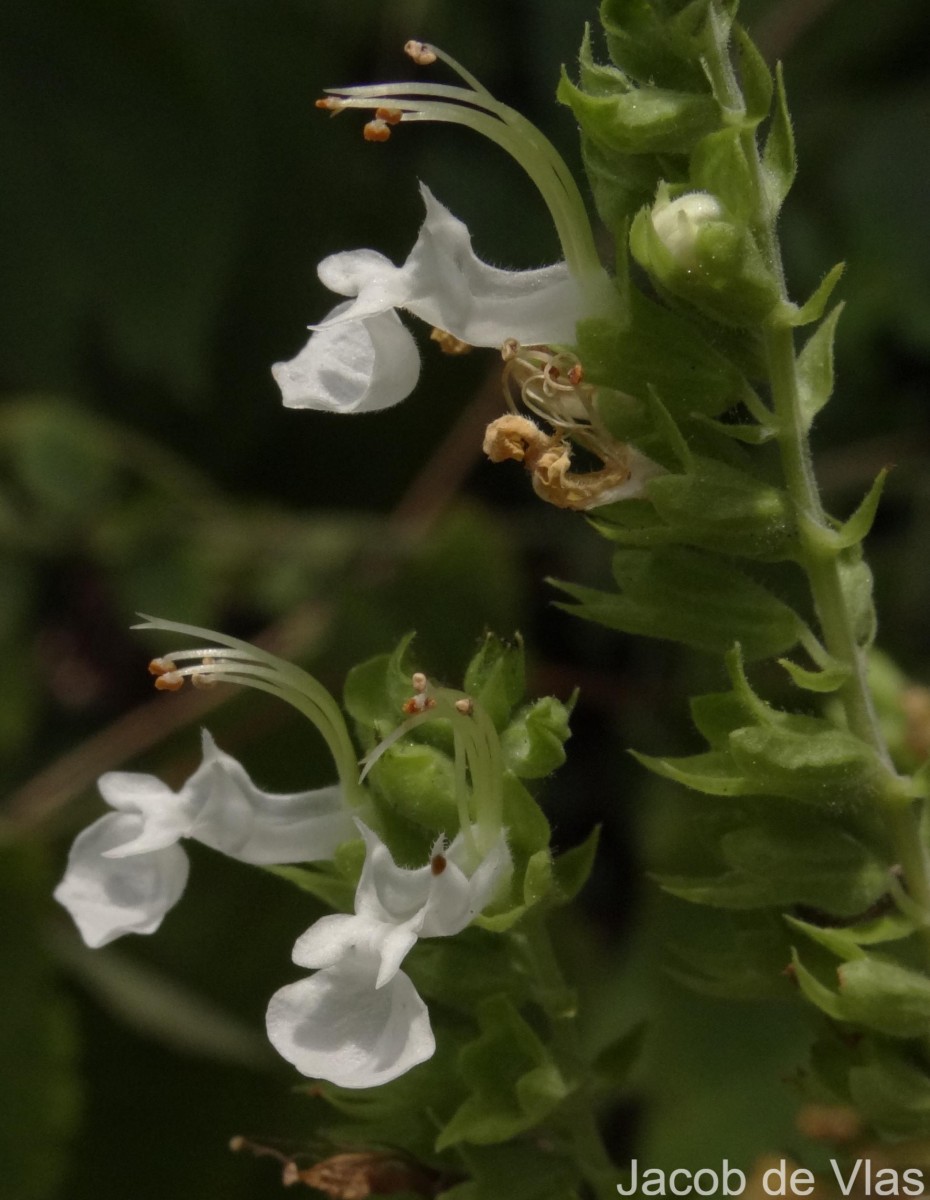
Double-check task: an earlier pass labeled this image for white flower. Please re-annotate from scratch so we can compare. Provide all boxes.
[265,820,511,1088]
[272,185,585,415]
[651,191,724,267]
[54,730,354,948]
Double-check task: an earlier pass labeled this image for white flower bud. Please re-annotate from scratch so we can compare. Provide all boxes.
[651,191,724,268]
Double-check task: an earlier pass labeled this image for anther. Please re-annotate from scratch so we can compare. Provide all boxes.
[154,671,184,692]
[430,853,447,876]
[501,337,521,361]
[402,694,436,715]
[363,119,392,142]
[404,39,437,66]
[148,656,177,677]
[191,656,218,690]
[567,363,584,386]
[454,698,474,716]
[411,672,428,693]
[375,106,403,125]
[314,96,345,114]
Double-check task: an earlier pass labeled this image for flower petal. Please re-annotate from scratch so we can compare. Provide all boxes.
[96,772,193,856]
[354,821,434,924]
[54,813,189,948]
[272,307,420,414]
[266,958,434,1088]
[401,184,584,347]
[317,248,407,313]
[190,731,354,864]
[422,830,513,936]
[292,912,420,988]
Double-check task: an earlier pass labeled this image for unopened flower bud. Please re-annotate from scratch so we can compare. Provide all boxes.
[630,185,780,328]
[650,191,723,268]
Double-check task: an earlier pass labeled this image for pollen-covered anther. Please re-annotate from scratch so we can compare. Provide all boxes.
[363,119,392,143]
[430,853,447,876]
[402,694,436,715]
[454,698,474,716]
[148,656,178,677]
[315,96,345,114]
[430,327,472,355]
[567,364,584,386]
[375,106,403,126]
[404,39,437,66]
[153,671,184,692]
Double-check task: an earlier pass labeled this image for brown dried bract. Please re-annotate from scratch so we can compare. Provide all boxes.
[482,415,635,511]
[284,1151,438,1198]
[430,327,472,355]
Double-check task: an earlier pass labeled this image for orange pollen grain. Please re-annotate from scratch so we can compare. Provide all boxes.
[363,119,391,142]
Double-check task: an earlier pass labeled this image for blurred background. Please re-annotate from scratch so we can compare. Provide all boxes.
[2,0,929,1196]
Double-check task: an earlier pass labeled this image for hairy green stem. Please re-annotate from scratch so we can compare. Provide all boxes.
[704,4,930,953]
[522,917,618,1200]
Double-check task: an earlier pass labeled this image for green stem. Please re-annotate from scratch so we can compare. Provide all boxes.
[521,916,618,1200]
[703,4,930,953]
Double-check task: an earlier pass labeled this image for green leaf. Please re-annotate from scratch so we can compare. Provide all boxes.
[849,1042,930,1140]
[578,22,631,95]
[785,912,913,962]
[464,634,526,731]
[689,689,755,748]
[791,950,847,1021]
[558,71,720,155]
[406,929,531,1013]
[691,128,756,223]
[501,696,571,779]
[796,304,844,431]
[762,62,796,210]
[343,634,416,736]
[579,135,675,233]
[692,412,776,445]
[552,827,601,903]
[501,772,551,858]
[633,747,754,796]
[553,546,804,661]
[660,821,890,915]
[787,263,845,327]
[645,458,794,559]
[452,1143,580,1200]
[371,741,460,833]
[728,721,887,806]
[838,548,877,648]
[436,996,570,1150]
[600,0,711,90]
[667,907,795,1000]
[777,656,851,693]
[579,290,751,423]
[733,23,773,126]
[838,957,930,1037]
[833,469,888,550]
